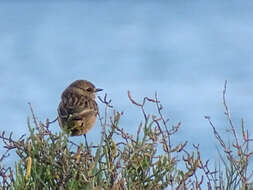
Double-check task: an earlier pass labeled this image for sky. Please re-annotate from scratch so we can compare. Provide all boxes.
[1,1,253,169]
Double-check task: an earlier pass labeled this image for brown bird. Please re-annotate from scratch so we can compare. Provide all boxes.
[57,80,103,147]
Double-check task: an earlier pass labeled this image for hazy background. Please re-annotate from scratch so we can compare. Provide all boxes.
[1,1,253,166]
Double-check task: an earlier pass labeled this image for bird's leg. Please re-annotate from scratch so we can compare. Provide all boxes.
[83,134,89,150]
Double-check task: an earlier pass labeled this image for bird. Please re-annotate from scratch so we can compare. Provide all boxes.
[57,80,103,148]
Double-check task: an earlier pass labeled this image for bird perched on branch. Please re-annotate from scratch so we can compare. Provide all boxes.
[57,80,103,147]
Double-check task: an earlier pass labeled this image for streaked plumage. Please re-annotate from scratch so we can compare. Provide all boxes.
[57,80,102,136]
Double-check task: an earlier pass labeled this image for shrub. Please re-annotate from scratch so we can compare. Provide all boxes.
[0,81,252,190]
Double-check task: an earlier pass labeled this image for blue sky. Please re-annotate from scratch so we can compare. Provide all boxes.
[1,1,253,165]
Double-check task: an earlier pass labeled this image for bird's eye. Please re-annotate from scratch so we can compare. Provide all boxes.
[87,88,93,92]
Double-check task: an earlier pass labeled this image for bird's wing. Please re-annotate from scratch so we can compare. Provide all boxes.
[60,88,98,117]
[71,109,96,120]
[58,102,68,119]
[61,89,84,113]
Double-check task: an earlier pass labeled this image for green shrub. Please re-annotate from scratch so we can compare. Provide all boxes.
[0,82,252,190]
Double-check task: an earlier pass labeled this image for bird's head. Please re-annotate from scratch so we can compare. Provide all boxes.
[70,80,103,99]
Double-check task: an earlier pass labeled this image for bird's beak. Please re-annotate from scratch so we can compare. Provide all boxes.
[96,88,103,92]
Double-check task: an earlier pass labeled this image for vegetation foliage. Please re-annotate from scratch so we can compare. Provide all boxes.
[0,81,252,190]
